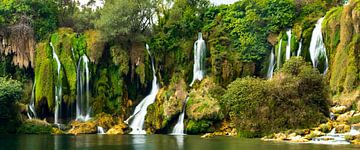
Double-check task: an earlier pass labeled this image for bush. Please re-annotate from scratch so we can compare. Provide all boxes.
[222,57,329,137]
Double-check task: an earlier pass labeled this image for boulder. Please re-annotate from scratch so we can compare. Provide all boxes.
[335,124,351,133]
[106,123,129,135]
[337,110,355,122]
[330,106,348,114]
[201,133,215,138]
[289,135,309,143]
[68,121,97,135]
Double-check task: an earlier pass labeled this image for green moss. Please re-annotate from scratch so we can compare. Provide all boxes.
[187,78,224,121]
[186,120,214,134]
[35,42,55,110]
[348,115,360,124]
[135,63,146,85]
[17,119,53,134]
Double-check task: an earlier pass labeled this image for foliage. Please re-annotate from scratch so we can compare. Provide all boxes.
[222,57,329,137]
[186,120,214,134]
[95,0,154,41]
[0,0,59,40]
[0,77,23,132]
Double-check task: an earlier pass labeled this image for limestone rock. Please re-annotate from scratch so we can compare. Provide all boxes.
[68,121,97,135]
[201,133,215,138]
[330,106,348,114]
[106,124,128,135]
[337,110,355,122]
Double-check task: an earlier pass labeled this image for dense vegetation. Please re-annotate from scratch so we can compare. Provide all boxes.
[0,0,358,138]
[0,77,23,133]
[222,57,329,137]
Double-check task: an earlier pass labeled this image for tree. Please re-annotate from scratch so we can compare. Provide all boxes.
[95,0,155,41]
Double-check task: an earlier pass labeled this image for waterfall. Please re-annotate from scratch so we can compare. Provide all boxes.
[309,17,329,74]
[126,44,159,134]
[76,55,91,122]
[27,79,37,119]
[285,29,291,60]
[50,42,62,125]
[266,49,275,79]
[189,33,206,87]
[276,39,283,69]
[97,126,105,134]
[172,97,189,135]
[296,39,303,56]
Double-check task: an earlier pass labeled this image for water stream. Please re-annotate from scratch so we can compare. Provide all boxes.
[172,97,189,135]
[50,42,62,125]
[126,44,159,134]
[309,17,329,74]
[27,79,37,119]
[189,33,206,87]
[76,55,91,122]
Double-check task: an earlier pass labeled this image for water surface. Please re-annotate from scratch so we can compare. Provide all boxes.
[0,134,359,150]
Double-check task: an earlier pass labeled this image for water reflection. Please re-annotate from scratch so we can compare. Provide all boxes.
[173,135,184,150]
[2,134,360,150]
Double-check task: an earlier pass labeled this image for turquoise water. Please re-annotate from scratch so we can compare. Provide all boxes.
[0,134,359,150]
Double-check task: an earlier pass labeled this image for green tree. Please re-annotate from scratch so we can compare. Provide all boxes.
[95,0,155,41]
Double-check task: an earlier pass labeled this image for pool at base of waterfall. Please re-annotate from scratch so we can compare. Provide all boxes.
[1,134,359,150]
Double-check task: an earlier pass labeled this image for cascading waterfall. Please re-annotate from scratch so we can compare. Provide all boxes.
[297,39,303,56]
[50,42,62,125]
[311,127,360,145]
[276,39,283,69]
[171,97,189,135]
[172,33,207,135]
[189,32,206,87]
[27,79,37,119]
[309,17,329,74]
[285,29,292,60]
[266,49,275,79]
[126,44,159,134]
[97,126,105,134]
[76,55,91,122]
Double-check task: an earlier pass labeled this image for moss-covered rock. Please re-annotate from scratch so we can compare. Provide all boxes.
[17,119,53,134]
[145,76,188,133]
[323,1,360,102]
[68,113,118,135]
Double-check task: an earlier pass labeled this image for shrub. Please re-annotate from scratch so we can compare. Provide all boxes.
[222,57,329,137]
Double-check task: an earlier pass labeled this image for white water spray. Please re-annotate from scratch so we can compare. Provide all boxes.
[267,49,275,79]
[126,44,159,134]
[297,39,303,56]
[190,33,206,87]
[27,79,37,119]
[171,97,189,135]
[285,29,292,60]
[97,126,105,134]
[276,39,283,69]
[76,55,91,122]
[309,17,329,74]
[50,42,62,125]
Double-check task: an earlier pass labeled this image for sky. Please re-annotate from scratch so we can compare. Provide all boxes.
[77,0,238,7]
